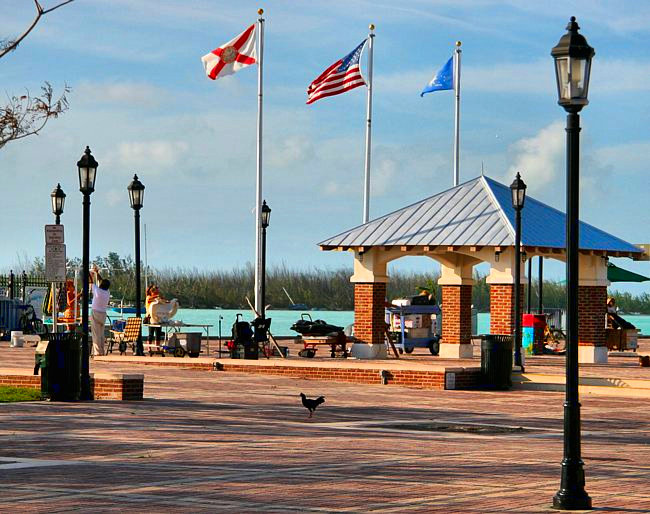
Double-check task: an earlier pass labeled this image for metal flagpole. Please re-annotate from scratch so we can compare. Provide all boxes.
[362,24,374,224]
[453,41,461,187]
[254,8,265,314]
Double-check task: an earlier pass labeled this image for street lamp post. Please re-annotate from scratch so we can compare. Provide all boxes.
[77,146,98,401]
[50,184,66,334]
[128,175,145,356]
[510,173,526,371]
[260,200,271,323]
[51,184,66,225]
[551,16,594,511]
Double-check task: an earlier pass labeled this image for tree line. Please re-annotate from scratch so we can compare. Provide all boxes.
[20,253,650,313]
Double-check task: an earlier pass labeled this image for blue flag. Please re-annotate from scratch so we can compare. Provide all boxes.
[421,56,453,96]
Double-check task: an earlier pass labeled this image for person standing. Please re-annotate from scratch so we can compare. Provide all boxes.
[90,265,111,357]
[145,283,166,347]
[61,279,82,331]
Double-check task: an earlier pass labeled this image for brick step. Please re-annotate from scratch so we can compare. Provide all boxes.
[512,372,650,398]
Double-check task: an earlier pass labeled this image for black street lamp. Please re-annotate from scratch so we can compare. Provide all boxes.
[51,184,66,225]
[77,146,98,401]
[128,174,145,356]
[551,16,594,511]
[260,200,271,323]
[510,172,526,371]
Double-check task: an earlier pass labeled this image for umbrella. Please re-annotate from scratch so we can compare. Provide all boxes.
[607,262,650,283]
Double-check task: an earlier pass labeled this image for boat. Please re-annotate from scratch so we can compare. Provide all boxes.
[109,306,138,314]
[282,287,309,311]
[109,299,137,314]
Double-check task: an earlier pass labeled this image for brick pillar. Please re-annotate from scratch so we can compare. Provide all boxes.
[441,285,472,344]
[489,283,524,335]
[578,285,607,347]
[354,282,387,346]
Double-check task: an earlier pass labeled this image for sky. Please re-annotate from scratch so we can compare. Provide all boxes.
[1,0,649,294]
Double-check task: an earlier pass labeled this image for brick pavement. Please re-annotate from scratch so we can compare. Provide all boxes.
[0,344,649,512]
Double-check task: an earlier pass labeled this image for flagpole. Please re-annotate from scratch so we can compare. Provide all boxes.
[254,8,265,314]
[453,41,461,187]
[362,24,375,224]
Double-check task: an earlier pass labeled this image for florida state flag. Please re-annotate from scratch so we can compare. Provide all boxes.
[201,24,257,81]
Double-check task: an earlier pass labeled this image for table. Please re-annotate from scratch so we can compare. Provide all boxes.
[144,321,214,355]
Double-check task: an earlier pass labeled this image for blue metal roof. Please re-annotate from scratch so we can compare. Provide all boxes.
[483,176,641,253]
[319,175,642,256]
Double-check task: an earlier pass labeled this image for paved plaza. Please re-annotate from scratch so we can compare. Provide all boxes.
[0,345,649,512]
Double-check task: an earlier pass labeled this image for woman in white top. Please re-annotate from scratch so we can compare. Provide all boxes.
[90,265,111,356]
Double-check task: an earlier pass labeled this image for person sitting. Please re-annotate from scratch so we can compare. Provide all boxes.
[606,297,635,330]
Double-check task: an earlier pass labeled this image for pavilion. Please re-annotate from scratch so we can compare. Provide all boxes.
[319,175,646,364]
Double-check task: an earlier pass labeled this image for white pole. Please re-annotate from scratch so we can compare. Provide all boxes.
[254,8,265,314]
[453,41,462,187]
[362,25,375,224]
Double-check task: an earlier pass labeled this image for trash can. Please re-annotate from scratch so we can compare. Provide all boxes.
[38,333,82,401]
[480,334,513,390]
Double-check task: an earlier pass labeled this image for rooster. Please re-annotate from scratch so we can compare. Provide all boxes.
[300,393,325,418]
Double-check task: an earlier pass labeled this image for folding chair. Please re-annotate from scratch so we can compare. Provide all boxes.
[108,317,142,355]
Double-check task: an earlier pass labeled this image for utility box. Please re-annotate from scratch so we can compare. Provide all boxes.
[34,341,49,396]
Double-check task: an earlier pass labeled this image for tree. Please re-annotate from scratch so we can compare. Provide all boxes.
[0,0,74,150]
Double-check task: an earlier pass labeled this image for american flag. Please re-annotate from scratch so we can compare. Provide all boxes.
[306,40,367,105]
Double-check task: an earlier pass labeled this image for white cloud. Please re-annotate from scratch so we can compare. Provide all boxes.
[105,188,123,207]
[594,141,650,174]
[267,135,315,169]
[504,121,564,190]
[377,58,650,97]
[372,157,398,196]
[324,181,342,196]
[115,140,189,172]
[76,81,168,107]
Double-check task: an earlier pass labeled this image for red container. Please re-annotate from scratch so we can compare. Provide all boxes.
[522,314,547,328]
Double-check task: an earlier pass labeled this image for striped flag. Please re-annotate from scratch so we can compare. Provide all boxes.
[306,40,367,104]
[201,24,257,81]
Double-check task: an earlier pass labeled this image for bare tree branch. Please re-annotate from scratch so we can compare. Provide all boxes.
[0,2,74,149]
[0,82,70,150]
[0,0,74,59]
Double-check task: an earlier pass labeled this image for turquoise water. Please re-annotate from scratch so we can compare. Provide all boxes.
[105,309,356,338]
[105,309,650,337]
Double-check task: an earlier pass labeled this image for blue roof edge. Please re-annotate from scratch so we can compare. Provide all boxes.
[482,175,642,253]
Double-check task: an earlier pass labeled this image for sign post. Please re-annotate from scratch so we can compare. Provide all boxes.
[45,225,66,332]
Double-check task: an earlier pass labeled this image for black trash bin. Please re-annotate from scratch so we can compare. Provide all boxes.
[480,334,513,390]
[39,333,82,401]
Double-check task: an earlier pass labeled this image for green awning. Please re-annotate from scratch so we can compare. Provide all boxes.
[607,262,650,283]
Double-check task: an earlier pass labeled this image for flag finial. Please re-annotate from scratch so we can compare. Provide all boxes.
[258,8,264,15]
[456,41,462,47]
[369,23,375,31]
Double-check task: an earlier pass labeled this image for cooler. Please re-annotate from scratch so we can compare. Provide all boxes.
[523,314,547,354]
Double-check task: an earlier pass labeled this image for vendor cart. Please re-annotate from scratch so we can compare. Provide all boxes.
[143,321,213,357]
[387,304,441,355]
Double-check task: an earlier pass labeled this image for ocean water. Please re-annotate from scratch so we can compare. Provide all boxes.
[106,309,650,337]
